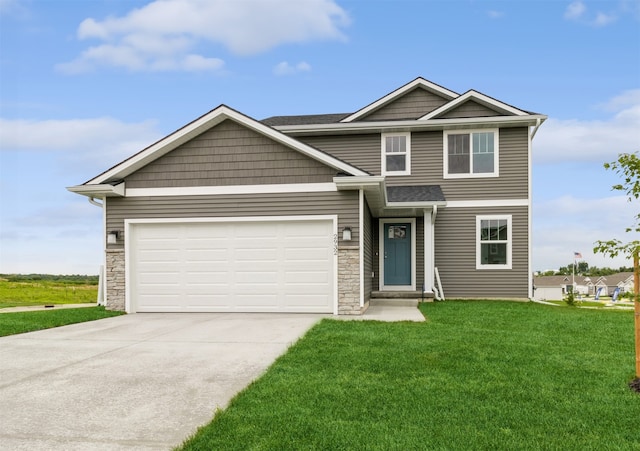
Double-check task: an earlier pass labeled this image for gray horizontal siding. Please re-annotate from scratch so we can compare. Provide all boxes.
[438,100,502,119]
[360,87,450,121]
[105,190,359,249]
[302,127,529,201]
[434,206,529,299]
[126,119,337,188]
[386,127,529,200]
[299,134,381,175]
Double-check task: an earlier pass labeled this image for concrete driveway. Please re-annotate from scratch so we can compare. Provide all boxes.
[0,313,325,450]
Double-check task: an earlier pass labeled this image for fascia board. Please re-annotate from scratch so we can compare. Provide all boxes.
[333,176,385,190]
[386,201,447,208]
[67,183,125,197]
[87,106,368,186]
[278,114,547,135]
[340,78,459,123]
[419,90,529,120]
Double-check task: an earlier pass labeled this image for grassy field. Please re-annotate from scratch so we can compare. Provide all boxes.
[179,301,639,450]
[0,306,124,337]
[0,276,98,308]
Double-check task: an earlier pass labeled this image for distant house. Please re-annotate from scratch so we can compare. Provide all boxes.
[532,275,572,301]
[596,272,634,296]
[533,272,635,301]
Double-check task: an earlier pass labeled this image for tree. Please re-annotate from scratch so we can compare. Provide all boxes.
[593,151,640,382]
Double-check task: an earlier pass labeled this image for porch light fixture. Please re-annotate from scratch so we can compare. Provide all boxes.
[107,231,119,244]
[342,226,352,241]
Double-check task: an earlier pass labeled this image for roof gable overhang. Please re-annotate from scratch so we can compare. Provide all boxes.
[82,105,368,187]
[420,90,530,120]
[275,114,547,136]
[67,182,125,198]
[340,77,459,123]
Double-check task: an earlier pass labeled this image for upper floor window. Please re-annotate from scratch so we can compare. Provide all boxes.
[444,129,498,178]
[476,215,512,270]
[382,133,411,176]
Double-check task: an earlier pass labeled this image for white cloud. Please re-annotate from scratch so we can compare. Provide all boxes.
[0,117,161,171]
[273,61,312,76]
[534,90,640,164]
[533,195,636,271]
[565,1,586,20]
[57,0,349,73]
[593,11,617,26]
[0,0,25,16]
[564,0,623,26]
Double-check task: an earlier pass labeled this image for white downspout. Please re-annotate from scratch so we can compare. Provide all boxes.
[530,117,542,140]
[88,197,103,208]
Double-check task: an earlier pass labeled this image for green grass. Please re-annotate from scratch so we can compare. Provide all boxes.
[0,306,123,337]
[179,301,639,450]
[0,278,98,308]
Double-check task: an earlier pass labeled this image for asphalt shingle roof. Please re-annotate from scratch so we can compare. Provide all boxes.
[386,185,446,203]
[261,113,351,126]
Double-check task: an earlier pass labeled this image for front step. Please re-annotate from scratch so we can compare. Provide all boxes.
[369,298,420,307]
[371,290,433,300]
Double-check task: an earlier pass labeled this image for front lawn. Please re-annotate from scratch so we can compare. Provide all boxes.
[0,306,124,337]
[180,301,639,450]
[0,276,98,308]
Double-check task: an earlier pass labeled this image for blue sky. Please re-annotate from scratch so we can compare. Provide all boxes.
[1,0,638,275]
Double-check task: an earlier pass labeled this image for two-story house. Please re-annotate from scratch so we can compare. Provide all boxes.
[68,77,546,314]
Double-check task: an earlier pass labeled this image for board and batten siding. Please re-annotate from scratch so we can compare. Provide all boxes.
[358,87,451,122]
[434,206,529,299]
[105,191,359,250]
[125,119,337,189]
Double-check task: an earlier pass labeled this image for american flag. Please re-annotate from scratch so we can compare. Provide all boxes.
[574,252,582,259]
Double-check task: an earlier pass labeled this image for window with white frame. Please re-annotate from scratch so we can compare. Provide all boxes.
[477,215,512,269]
[382,133,410,175]
[444,130,498,177]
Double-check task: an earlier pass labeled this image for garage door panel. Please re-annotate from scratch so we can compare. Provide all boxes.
[130,219,334,313]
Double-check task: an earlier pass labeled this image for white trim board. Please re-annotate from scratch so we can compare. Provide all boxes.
[446,199,529,208]
[420,90,528,120]
[126,183,338,197]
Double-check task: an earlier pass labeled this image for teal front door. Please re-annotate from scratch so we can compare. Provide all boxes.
[383,223,412,286]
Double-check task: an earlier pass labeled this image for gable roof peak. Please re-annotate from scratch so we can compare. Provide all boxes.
[340,76,459,123]
[420,89,530,120]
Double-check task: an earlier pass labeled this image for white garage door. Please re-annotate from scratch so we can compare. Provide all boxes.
[128,219,335,313]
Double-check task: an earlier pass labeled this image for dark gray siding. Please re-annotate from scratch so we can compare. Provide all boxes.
[438,100,502,119]
[362,197,373,302]
[434,206,529,299]
[372,217,424,291]
[106,190,359,249]
[125,119,337,188]
[299,134,381,175]
[360,88,450,121]
[301,127,529,201]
